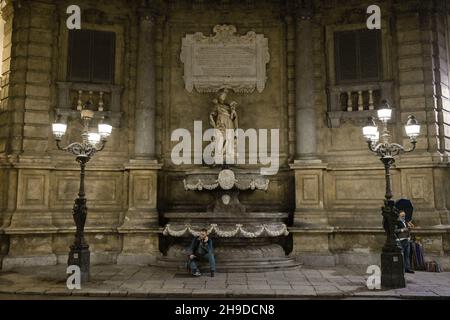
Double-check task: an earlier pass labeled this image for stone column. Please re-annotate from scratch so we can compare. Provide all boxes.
[295,12,317,160]
[118,8,161,265]
[134,9,156,159]
[289,6,333,266]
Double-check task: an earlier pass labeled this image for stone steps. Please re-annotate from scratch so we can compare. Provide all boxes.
[152,256,300,273]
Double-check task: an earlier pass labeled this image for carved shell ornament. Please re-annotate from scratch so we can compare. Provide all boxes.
[217,169,236,190]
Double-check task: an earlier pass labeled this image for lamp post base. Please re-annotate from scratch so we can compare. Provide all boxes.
[380,197,406,288]
[68,246,90,283]
[381,250,405,288]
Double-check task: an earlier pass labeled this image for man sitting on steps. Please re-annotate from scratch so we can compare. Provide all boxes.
[187,228,216,277]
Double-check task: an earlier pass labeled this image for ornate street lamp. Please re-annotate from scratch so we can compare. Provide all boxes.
[362,100,420,288]
[52,102,112,283]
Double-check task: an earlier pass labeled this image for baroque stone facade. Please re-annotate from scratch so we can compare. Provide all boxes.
[0,0,449,270]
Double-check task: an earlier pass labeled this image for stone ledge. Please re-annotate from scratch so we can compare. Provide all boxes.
[117,227,162,234]
[2,226,163,235]
[165,211,288,219]
[2,254,57,271]
[294,254,337,267]
[3,227,115,235]
[290,160,327,170]
[289,226,450,234]
[290,160,450,171]
[125,159,162,170]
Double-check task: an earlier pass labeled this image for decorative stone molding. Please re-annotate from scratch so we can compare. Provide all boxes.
[183,171,269,191]
[180,24,270,93]
[162,223,289,238]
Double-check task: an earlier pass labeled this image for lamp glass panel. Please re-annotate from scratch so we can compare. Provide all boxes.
[98,123,112,137]
[405,124,420,137]
[52,123,67,135]
[88,132,101,144]
[377,108,392,121]
[363,125,377,138]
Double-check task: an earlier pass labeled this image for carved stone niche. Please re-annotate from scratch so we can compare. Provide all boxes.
[180,24,270,93]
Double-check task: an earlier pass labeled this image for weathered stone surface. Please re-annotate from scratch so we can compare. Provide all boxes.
[1,265,450,298]
[180,25,270,93]
[0,0,449,272]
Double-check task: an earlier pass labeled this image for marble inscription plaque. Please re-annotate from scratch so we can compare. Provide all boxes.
[180,25,270,93]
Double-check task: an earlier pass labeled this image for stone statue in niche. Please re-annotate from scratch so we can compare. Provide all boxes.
[209,88,238,161]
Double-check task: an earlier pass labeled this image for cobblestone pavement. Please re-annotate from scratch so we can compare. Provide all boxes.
[1,265,450,299]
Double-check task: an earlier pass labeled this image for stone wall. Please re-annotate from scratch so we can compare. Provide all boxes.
[0,0,162,269]
[290,0,450,267]
[158,1,293,213]
[0,0,448,270]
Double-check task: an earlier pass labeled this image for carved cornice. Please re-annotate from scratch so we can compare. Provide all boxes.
[392,0,448,15]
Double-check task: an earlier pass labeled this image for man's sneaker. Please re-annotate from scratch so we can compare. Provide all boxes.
[193,270,201,277]
[210,271,215,277]
[405,269,415,274]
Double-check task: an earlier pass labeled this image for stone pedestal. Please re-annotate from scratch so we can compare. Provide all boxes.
[381,250,406,288]
[117,231,160,265]
[117,160,161,265]
[290,160,327,227]
[290,159,332,265]
[156,168,298,272]
[68,246,90,283]
[2,163,58,270]
[121,160,161,229]
[159,241,296,273]
[289,228,336,267]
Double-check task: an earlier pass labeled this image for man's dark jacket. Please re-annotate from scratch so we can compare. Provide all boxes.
[187,237,214,256]
[394,219,410,240]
